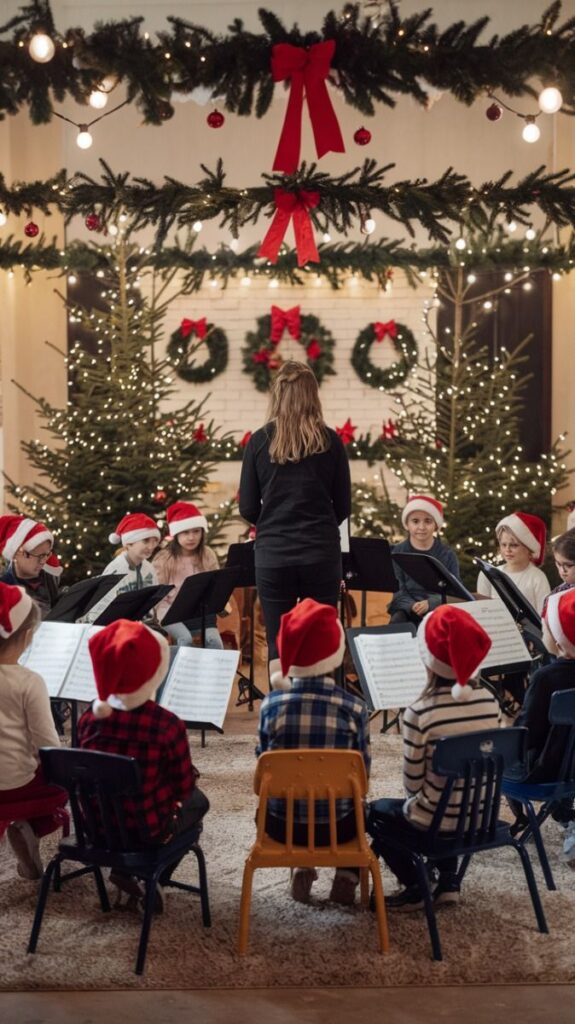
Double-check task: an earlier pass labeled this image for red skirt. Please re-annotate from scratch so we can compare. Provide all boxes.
[0,766,69,840]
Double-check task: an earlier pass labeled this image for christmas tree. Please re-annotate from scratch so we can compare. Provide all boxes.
[352,265,570,584]
[5,238,234,579]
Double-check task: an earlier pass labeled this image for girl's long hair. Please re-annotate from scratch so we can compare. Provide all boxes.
[266,361,329,464]
[154,529,212,573]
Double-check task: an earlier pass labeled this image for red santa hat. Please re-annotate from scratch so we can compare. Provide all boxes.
[43,552,63,578]
[89,619,170,719]
[417,605,492,701]
[0,515,53,562]
[402,495,444,531]
[109,512,161,546]
[271,598,345,689]
[544,589,575,657]
[0,582,33,639]
[496,512,547,566]
[167,501,207,536]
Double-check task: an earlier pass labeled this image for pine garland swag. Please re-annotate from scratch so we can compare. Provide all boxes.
[166,322,228,383]
[351,321,418,390]
[242,313,336,392]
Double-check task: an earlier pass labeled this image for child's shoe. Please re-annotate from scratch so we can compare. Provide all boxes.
[7,821,43,879]
[329,869,359,906]
[290,868,317,903]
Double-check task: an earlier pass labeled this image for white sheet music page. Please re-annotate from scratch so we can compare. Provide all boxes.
[18,622,86,698]
[159,647,240,729]
[58,625,104,701]
[453,600,532,668]
[354,633,427,711]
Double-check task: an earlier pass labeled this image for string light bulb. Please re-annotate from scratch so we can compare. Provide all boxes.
[88,90,108,110]
[0,210,7,227]
[192,220,203,233]
[455,237,466,250]
[538,86,563,114]
[522,116,541,143]
[76,125,93,149]
[29,33,55,63]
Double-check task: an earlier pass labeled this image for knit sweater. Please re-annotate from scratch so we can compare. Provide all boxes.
[476,562,550,615]
[102,553,158,593]
[0,664,60,789]
[153,546,219,625]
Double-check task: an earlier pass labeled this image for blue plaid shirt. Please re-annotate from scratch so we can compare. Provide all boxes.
[256,676,371,823]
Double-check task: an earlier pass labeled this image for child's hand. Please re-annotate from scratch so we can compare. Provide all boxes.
[411,600,430,616]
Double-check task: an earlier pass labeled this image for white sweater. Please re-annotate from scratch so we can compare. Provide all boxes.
[476,562,550,615]
[0,664,60,790]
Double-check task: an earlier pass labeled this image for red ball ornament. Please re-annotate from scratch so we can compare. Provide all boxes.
[486,102,503,122]
[24,221,39,238]
[354,126,372,146]
[152,489,167,504]
[85,213,101,232]
[207,109,225,129]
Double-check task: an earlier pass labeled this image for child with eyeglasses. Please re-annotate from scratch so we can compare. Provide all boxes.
[0,515,62,619]
[542,528,575,654]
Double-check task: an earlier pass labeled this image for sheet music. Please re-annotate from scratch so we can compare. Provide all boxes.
[18,622,86,698]
[454,600,532,668]
[353,633,427,710]
[58,625,103,701]
[159,647,240,729]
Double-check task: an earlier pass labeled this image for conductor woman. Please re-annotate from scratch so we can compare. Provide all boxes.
[239,361,351,678]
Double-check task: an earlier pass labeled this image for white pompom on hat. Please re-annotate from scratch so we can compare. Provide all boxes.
[0,582,33,639]
[417,605,492,701]
[401,495,444,531]
[89,619,170,719]
[0,515,53,561]
[166,501,208,536]
[271,598,345,688]
[544,589,575,657]
[496,511,547,566]
[109,512,161,546]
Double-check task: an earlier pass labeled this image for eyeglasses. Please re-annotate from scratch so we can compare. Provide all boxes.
[23,551,50,563]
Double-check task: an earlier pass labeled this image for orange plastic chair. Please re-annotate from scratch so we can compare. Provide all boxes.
[238,749,389,955]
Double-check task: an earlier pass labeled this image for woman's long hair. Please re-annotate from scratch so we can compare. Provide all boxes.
[266,361,329,464]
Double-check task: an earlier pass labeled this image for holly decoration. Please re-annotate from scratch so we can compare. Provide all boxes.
[85,212,101,231]
[207,109,225,128]
[486,102,503,122]
[24,221,39,237]
[166,319,229,384]
[354,126,371,146]
[350,319,418,390]
[242,311,336,392]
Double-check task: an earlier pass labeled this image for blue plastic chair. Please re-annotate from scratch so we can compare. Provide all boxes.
[502,688,575,891]
[368,728,548,960]
[27,747,210,975]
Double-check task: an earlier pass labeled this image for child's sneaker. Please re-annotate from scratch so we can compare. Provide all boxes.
[7,821,43,880]
[559,820,575,865]
[433,875,460,907]
[384,885,424,912]
[329,869,359,906]
[290,868,318,903]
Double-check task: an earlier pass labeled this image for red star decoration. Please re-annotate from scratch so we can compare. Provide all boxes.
[336,417,357,445]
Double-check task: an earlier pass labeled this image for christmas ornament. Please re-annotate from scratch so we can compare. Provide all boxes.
[85,213,101,232]
[167,319,228,384]
[258,189,320,267]
[193,423,209,443]
[24,221,39,238]
[156,100,174,121]
[153,489,167,504]
[486,102,503,122]
[243,311,336,392]
[270,305,301,344]
[354,126,372,146]
[207,109,225,128]
[351,319,418,390]
[336,418,357,445]
[306,339,322,361]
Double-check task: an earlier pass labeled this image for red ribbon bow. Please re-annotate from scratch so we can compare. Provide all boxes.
[270,305,301,344]
[258,189,320,268]
[271,40,345,174]
[335,417,357,445]
[180,317,207,340]
[306,338,322,361]
[252,349,272,365]
[381,418,398,440]
[373,320,398,342]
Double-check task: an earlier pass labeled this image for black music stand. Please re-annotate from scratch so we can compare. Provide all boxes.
[347,623,417,733]
[161,567,243,647]
[226,542,265,711]
[474,558,541,631]
[391,552,474,604]
[45,575,124,623]
[342,537,398,625]
[93,584,174,626]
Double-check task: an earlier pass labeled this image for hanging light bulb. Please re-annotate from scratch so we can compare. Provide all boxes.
[522,117,541,143]
[192,220,203,233]
[229,237,239,252]
[538,86,563,114]
[362,217,376,235]
[0,210,7,227]
[525,227,536,241]
[506,220,518,234]
[98,75,116,94]
[76,125,93,149]
[29,32,55,63]
[455,237,466,250]
[322,232,331,243]
[88,89,108,110]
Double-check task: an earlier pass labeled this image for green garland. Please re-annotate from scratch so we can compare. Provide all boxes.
[242,312,336,392]
[2,3,575,124]
[351,320,418,390]
[212,429,402,464]
[166,321,228,384]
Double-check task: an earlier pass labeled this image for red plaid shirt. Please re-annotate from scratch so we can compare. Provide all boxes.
[77,701,197,840]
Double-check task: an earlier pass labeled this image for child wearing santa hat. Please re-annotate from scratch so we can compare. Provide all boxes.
[476,510,550,615]
[102,513,161,593]
[0,582,68,879]
[77,618,209,908]
[0,515,62,619]
[367,604,499,911]
[257,598,371,907]
[153,501,223,649]
[388,495,460,625]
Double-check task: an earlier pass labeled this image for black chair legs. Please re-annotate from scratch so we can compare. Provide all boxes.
[414,857,443,961]
[193,844,211,928]
[514,842,549,934]
[28,855,60,953]
[93,865,112,912]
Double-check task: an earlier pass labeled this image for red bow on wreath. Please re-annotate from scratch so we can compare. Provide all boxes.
[271,40,345,174]
[180,317,207,340]
[258,189,320,267]
[306,339,322,361]
[336,418,357,445]
[381,418,398,440]
[270,305,301,344]
[373,320,398,342]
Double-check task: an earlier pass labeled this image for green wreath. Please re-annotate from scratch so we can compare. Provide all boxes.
[167,320,228,384]
[350,320,418,390]
[242,313,336,392]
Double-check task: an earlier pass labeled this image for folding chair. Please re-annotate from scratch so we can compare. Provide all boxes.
[503,688,575,891]
[368,728,548,961]
[238,749,389,955]
[27,747,210,975]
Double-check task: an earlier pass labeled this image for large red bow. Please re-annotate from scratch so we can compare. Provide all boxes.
[180,317,207,340]
[258,189,320,268]
[272,40,345,174]
[373,320,398,342]
[270,305,301,344]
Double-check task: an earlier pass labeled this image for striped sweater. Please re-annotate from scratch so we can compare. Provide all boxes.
[402,681,500,831]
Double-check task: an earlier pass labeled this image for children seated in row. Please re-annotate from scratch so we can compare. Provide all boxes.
[388,496,460,625]
[0,582,68,879]
[476,511,550,614]
[0,515,62,618]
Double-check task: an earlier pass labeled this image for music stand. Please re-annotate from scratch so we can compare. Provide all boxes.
[45,575,124,623]
[92,584,174,626]
[161,567,243,647]
[474,558,541,631]
[391,552,474,603]
[226,542,265,711]
[347,623,416,733]
[342,537,398,625]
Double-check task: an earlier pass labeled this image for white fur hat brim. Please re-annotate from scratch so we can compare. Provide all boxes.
[402,499,444,530]
[91,630,170,718]
[496,514,540,558]
[3,519,52,561]
[109,527,161,545]
[287,622,346,678]
[0,586,33,639]
[545,591,575,658]
[168,515,208,536]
